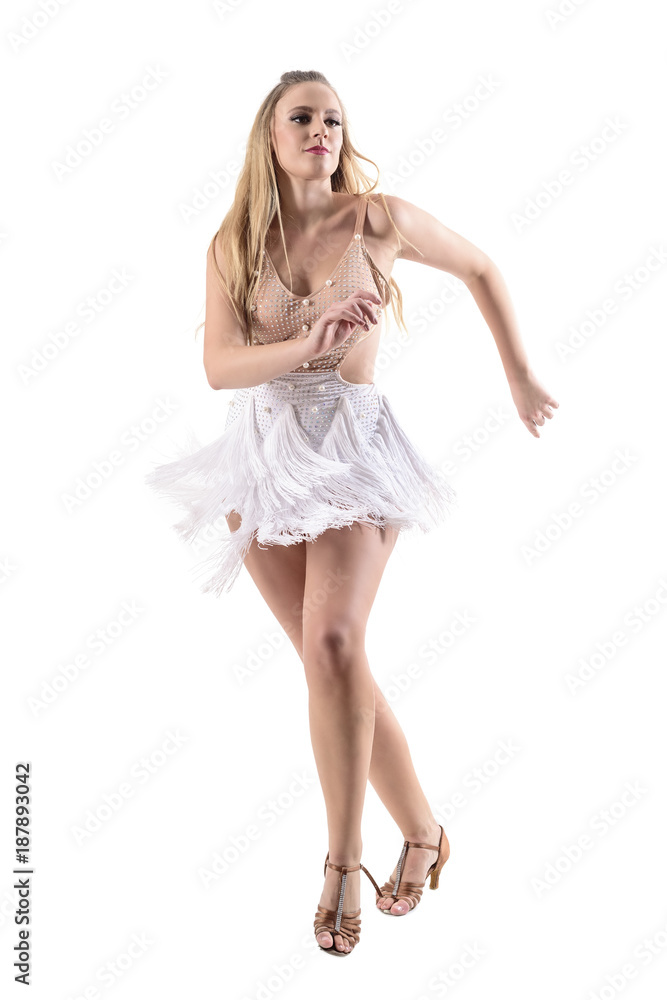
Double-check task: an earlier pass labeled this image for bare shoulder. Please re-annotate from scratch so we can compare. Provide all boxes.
[362,193,404,272]
[372,194,424,257]
[370,194,489,282]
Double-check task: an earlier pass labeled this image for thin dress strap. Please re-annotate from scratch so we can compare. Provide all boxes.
[354,194,368,239]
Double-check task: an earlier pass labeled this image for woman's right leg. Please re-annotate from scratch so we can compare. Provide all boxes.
[230,516,447,925]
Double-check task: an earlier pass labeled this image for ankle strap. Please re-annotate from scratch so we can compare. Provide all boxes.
[323,852,382,898]
[326,860,361,874]
[404,825,443,853]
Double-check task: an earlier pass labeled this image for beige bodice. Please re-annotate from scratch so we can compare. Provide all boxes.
[251,195,388,375]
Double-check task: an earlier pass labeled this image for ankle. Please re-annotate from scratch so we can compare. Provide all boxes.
[327,853,362,869]
[401,819,441,844]
[327,842,363,868]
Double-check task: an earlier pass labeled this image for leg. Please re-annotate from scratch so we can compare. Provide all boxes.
[230,517,445,932]
[369,685,448,913]
[302,520,399,950]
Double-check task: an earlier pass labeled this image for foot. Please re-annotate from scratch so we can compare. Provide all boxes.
[315,863,360,954]
[376,822,446,915]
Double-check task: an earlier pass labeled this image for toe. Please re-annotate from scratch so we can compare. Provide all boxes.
[334,933,350,953]
[317,931,333,949]
[390,899,409,915]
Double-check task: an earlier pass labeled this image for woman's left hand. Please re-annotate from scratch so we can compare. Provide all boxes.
[508,370,559,438]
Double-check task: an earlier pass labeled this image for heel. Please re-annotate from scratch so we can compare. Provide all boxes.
[429,866,441,890]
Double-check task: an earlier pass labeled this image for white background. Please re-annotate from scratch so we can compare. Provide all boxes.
[2,0,666,997]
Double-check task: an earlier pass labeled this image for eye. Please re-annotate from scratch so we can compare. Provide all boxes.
[291,115,341,127]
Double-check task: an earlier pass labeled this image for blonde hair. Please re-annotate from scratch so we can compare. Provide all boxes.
[196,69,420,343]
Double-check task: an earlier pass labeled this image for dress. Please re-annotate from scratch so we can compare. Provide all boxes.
[145,194,458,596]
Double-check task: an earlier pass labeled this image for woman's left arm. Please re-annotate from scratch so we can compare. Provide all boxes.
[384,195,559,438]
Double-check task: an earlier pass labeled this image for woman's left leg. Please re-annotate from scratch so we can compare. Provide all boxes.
[303,519,398,952]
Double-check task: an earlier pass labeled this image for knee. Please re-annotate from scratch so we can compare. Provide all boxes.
[306,621,365,675]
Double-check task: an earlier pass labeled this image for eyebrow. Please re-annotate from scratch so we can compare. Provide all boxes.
[286,105,342,116]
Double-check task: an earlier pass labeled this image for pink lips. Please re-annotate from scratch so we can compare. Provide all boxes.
[306,147,329,155]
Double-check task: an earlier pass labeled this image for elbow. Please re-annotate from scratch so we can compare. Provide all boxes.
[465,251,494,285]
[203,352,227,390]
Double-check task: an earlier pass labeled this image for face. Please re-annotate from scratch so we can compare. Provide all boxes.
[270,82,343,181]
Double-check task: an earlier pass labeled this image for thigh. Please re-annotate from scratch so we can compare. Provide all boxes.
[225,511,307,657]
[303,521,399,640]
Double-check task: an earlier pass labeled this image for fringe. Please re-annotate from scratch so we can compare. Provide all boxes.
[145,389,458,597]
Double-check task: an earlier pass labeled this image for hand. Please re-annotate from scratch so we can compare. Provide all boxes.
[305,290,382,359]
[508,370,559,438]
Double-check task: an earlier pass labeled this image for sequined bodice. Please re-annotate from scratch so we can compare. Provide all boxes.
[250,195,387,375]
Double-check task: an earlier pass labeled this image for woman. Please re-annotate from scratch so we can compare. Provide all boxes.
[146,69,558,956]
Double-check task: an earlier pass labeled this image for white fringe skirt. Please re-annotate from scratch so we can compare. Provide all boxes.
[145,371,458,597]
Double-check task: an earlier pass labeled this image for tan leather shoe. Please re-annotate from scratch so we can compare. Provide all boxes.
[314,853,382,955]
[377,824,450,915]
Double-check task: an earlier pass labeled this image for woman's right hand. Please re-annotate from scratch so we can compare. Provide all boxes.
[305,290,382,359]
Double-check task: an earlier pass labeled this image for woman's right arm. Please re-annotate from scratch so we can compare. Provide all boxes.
[203,242,315,390]
[203,241,381,391]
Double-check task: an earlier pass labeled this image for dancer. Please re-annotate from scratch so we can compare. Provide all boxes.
[146,69,558,956]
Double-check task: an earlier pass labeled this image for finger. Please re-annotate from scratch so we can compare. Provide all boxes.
[336,308,369,326]
[359,301,380,324]
[350,289,382,305]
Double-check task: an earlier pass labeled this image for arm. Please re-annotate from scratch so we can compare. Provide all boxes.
[384,195,559,437]
[203,242,314,390]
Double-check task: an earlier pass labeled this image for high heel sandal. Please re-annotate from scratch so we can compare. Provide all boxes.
[314,852,382,956]
[377,824,450,916]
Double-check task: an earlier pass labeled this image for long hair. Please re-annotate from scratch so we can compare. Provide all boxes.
[195,69,421,343]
